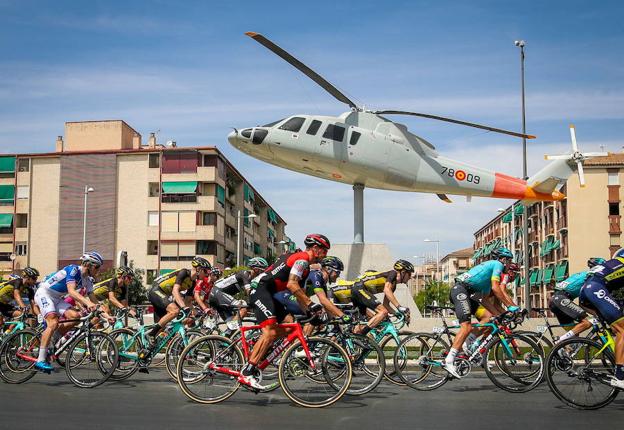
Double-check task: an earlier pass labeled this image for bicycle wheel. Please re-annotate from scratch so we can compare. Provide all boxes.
[483,333,544,393]
[165,329,203,381]
[279,337,352,408]
[379,331,413,385]
[394,333,451,391]
[546,338,619,409]
[0,329,39,384]
[517,330,553,358]
[108,328,141,381]
[176,335,242,404]
[64,332,119,388]
[340,334,385,395]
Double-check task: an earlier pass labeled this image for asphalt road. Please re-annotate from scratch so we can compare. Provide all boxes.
[1,368,622,430]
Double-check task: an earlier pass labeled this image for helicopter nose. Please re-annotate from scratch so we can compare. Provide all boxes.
[228,129,240,147]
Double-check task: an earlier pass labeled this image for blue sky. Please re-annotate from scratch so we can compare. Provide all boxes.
[1,1,623,261]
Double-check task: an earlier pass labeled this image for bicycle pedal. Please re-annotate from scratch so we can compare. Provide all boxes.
[139,367,150,374]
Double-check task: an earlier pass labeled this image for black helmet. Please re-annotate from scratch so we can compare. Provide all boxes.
[587,257,606,268]
[210,267,223,278]
[191,256,211,269]
[321,256,344,272]
[21,267,39,279]
[304,234,331,249]
[116,266,134,278]
[393,259,414,272]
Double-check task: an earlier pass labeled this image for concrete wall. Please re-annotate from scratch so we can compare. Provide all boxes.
[64,121,139,152]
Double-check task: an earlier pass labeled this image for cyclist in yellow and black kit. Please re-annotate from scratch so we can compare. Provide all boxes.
[0,267,40,325]
[147,256,211,340]
[332,259,414,335]
[92,266,136,317]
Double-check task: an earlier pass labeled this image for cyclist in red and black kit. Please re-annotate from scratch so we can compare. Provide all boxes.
[239,234,329,389]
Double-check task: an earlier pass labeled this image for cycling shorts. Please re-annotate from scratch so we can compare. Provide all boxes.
[273,290,305,316]
[148,285,176,323]
[34,288,72,318]
[249,279,288,326]
[449,283,481,323]
[579,279,624,326]
[208,288,240,320]
[0,302,15,317]
[549,290,586,326]
[351,283,381,315]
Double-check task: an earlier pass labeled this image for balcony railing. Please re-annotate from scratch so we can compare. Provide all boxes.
[609,215,621,233]
[556,217,567,230]
[162,194,197,203]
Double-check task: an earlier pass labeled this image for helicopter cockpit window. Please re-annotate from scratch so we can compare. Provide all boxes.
[349,131,361,145]
[278,117,305,132]
[306,120,322,135]
[322,124,345,142]
[263,118,285,128]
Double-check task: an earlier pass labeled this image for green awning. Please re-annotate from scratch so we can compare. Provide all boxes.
[514,204,524,215]
[254,243,261,254]
[0,213,13,228]
[0,157,15,173]
[556,261,569,281]
[159,269,174,276]
[244,183,255,202]
[543,265,555,283]
[268,229,275,239]
[162,181,198,194]
[529,270,538,286]
[550,240,560,251]
[216,184,225,205]
[536,269,543,284]
[267,208,278,224]
[502,212,512,223]
[0,185,15,203]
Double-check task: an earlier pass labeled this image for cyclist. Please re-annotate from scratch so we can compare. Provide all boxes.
[579,250,624,389]
[549,258,605,344]
[446,247,521,379]
[0,267,40,325]
[92,266,136,317]
[346,260,414,335]
[274,256,352,334]
[240,234,329,389]
[147,256,211,340]
[33,251,103,372]
[207,257,269,333]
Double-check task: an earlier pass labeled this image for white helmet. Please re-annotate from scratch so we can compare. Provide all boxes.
[80,251,104,267]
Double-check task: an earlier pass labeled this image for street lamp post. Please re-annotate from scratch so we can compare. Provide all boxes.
[236,210,257,267]
[515,39,531,312]
[82,185,95,254]
[424,239,440,307]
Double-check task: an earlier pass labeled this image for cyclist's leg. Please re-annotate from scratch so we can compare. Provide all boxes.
[549,291,591,342]
[446,283,474,375]
[352,284,386,334]
[148,286,177,336]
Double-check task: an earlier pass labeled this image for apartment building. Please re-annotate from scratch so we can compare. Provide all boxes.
[472,153,624,309]
[440,247,473,285]
[0,120,289,285]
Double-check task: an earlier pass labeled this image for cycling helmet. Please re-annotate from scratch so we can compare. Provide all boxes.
[248,257,269,269]
[393,259,415,272]
[211,267,223,278]
[80,251,104,267]
[587,257,606,268]
[612,248,624,259]
[21,267,39,279]
[506,262,520,273]
[116,266,134,278]
[303,234,331,249]
[191,256,211,269]
[492,247,513,260]
[8,273,21,280]
[321,256,344,272]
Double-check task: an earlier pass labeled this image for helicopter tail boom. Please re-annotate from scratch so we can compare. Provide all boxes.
[491,159,572,201]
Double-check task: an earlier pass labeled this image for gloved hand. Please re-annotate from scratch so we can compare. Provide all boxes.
[397,306,410,314]
[340,314,353,324]
[309,302,322,314]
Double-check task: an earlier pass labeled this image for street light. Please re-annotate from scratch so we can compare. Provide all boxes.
[515,39,531,312]
[82,185,95,254]
[424,239,441,309]
[236,210,257,266]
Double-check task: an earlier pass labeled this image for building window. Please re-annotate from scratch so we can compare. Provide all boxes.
[608,171,619,186]
[15,242,27,256]
[149,182,160,197]
[147,211,159,226]
[16,214,27,228]
[160,241,195,261]
[610,203,620,216]
[162,151,198,174]
[610,234,620,247]
[278,117,305,133]
[149,153,160,168]
[146,270,157,284]
[147,240,158,255]
[201,212,217,226]
[306,120,322,135]
[17,158,29,172]
[16,186,29,199]
[322,124,346,142]
[197,240,217,255]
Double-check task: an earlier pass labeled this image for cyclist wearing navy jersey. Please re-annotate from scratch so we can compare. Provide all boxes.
[446,247,521,379]
[579,249,624,389]
[239,234,329,389]
[33,251,103,372]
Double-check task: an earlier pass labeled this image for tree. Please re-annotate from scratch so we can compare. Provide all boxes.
[414,280,451,315]
[223,265,249,278]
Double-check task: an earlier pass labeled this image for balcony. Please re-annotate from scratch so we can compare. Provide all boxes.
[609,215,621,234]
[556,217,568,231]
[162,194,197,203]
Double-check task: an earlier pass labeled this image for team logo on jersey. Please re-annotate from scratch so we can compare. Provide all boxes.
[455,170,466,181]
[456,293,468,301]
[560,298,571,306]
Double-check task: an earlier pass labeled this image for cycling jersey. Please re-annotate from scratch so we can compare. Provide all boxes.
[193,276,213,297]
[263,251,310,292]
[554,271,588,299]
[585,258,624,291]
[92,277,127,302]
[455,260,504,294]
[153,269,194,295]
[211,271,252,296]
[579,258,624,325]
[40,265,93,298]
[352,270,398,295]
[305,270,327,296]
[0,278,34,305]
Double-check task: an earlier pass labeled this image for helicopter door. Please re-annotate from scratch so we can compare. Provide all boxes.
[315,123,347,163]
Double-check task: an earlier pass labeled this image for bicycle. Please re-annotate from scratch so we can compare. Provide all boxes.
[0,308,119,388]
[545,316,621,409]
[0,310,37,346]
[395,306,544,393]
[366,312,413,385]
[176,315,352,408]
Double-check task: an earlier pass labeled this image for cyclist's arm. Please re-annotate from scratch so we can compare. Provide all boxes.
[107,291,126,310]
[314,290,344,318]
[490,279,516,308]
[193,289,209,312]
[480,293,505,315]
[172,284,186,308]
[383,282,401,311]
[69,281,96,309]
[286,274,311,310]
[13,289,26,308]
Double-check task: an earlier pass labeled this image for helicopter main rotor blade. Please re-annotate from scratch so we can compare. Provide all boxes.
[245,32,358,109]
[374,110,536,140]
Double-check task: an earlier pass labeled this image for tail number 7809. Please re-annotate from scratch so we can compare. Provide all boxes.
[441,167,480,184]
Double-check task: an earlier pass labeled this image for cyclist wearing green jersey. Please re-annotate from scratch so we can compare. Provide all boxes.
[445,247,521,378]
